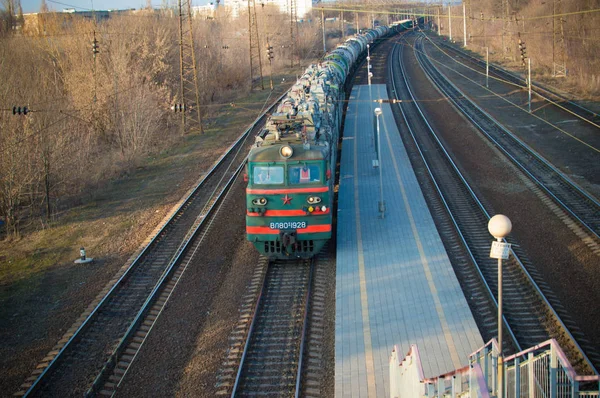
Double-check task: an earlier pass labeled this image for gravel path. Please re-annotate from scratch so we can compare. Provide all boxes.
[115,180,259,397]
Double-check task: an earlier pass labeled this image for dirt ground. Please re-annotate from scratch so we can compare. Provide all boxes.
[0,72,300,397]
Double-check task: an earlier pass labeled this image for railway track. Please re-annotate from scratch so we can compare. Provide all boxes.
[388,34,599,374]
[215,257,322,397]
[417,35,600,249]
[87,161,245,396]
[435,38,600,126]
[17,94,287,397]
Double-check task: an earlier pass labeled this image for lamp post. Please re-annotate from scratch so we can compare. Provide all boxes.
[488,214,512,398]
[374,107,385,218]
[367,44,372,86]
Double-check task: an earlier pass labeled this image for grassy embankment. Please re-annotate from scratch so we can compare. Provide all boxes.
[0,71,297,296]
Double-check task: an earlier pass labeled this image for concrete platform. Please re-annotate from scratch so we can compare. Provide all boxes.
[335,84,483,397]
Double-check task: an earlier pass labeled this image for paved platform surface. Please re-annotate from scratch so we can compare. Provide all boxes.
[335,84,483,398]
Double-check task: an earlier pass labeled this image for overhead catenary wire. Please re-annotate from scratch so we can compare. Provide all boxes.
[417,32,600,130]
[5,8,595,131]
[412,32,600,153]
[317,4,600,23]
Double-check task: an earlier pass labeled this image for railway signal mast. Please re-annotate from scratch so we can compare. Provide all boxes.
[92,31,99,103]
[518,38,527,67]
[266,41,274,90]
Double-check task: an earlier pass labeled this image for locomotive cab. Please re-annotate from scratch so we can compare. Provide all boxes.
[245,144,332,258]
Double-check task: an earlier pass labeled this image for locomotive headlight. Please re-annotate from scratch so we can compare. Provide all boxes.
[321,205,327,212]
[252,197,268,206]
[280,145,293,158]
[307,196,321,204]
[308,206,314,213]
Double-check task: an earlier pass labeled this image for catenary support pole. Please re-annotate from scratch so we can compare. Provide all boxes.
[322,8,326,54]
[448,5,452,42]
[528,58,532,113]
[463,2,467,47]
[486,47,489,88]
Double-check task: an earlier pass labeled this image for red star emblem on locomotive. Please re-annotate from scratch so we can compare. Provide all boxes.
[282,194,292,205]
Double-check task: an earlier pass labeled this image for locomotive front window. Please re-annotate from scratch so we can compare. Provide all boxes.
[253,165,284,185]
[288,164,321,185]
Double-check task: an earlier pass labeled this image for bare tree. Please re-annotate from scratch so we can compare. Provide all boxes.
[0,8,325,238]
[0,0,15,34]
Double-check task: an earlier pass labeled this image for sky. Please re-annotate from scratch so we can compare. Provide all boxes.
[21,0,213,14]
[20,0,435,16]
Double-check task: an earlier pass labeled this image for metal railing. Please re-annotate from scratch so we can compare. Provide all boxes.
[390,339,599,398]
[389,345,490,398]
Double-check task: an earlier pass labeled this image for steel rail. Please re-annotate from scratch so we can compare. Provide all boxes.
[294,259,313,398]
[232,259,313,397]
[419,35,600,242]
[410,32,597,374]
[87,158,247,397]
[20,91,288,398]
[230,260,265,398]
[434,39,600,125]
[390,37,521,353]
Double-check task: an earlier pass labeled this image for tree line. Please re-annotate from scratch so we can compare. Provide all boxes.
[0,6,323,238]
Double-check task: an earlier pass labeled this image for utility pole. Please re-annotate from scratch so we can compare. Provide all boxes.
[355,12,359,34]
[462,2,467,47]
[321,8,326,54]
[437,6,440,35]
[448,5,452,42]
[465,0,471,45]
[528,58,532,113]
[340,10,344,42]
[289,0,297,68]
[177,0,203,133]
[248,0,264,90]
[502,0,509,56]
[486,47,489,88]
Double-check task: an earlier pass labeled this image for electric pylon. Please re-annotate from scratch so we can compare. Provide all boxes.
[177,0,203,134]
[552,0,567,77]
[501,0,509,55]
[288,0,298,67]
[248,0,264,90]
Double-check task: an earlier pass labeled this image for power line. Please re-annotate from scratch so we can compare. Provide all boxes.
[412,34,600,150]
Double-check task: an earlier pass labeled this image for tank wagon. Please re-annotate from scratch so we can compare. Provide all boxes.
[245,26,391,259]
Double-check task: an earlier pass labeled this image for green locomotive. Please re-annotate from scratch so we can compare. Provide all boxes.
[246,26,392,258]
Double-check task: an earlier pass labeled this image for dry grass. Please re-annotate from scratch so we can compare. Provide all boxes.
[0,68,300,287]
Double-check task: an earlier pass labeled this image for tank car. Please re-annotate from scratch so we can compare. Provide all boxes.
[245,27,391,259]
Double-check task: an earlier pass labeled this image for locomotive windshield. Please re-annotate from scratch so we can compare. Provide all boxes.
[288,164,321,184]
[253,165,284,185]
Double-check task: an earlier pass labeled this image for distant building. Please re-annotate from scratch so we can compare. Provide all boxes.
[191,2,220,19]
[223,0,313,19]
[21,8,137,36]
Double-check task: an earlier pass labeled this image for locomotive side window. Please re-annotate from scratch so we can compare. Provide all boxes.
[253,165,284,185]
[288,164,321,185]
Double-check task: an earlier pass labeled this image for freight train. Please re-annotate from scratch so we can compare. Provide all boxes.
[245,26,392,259]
